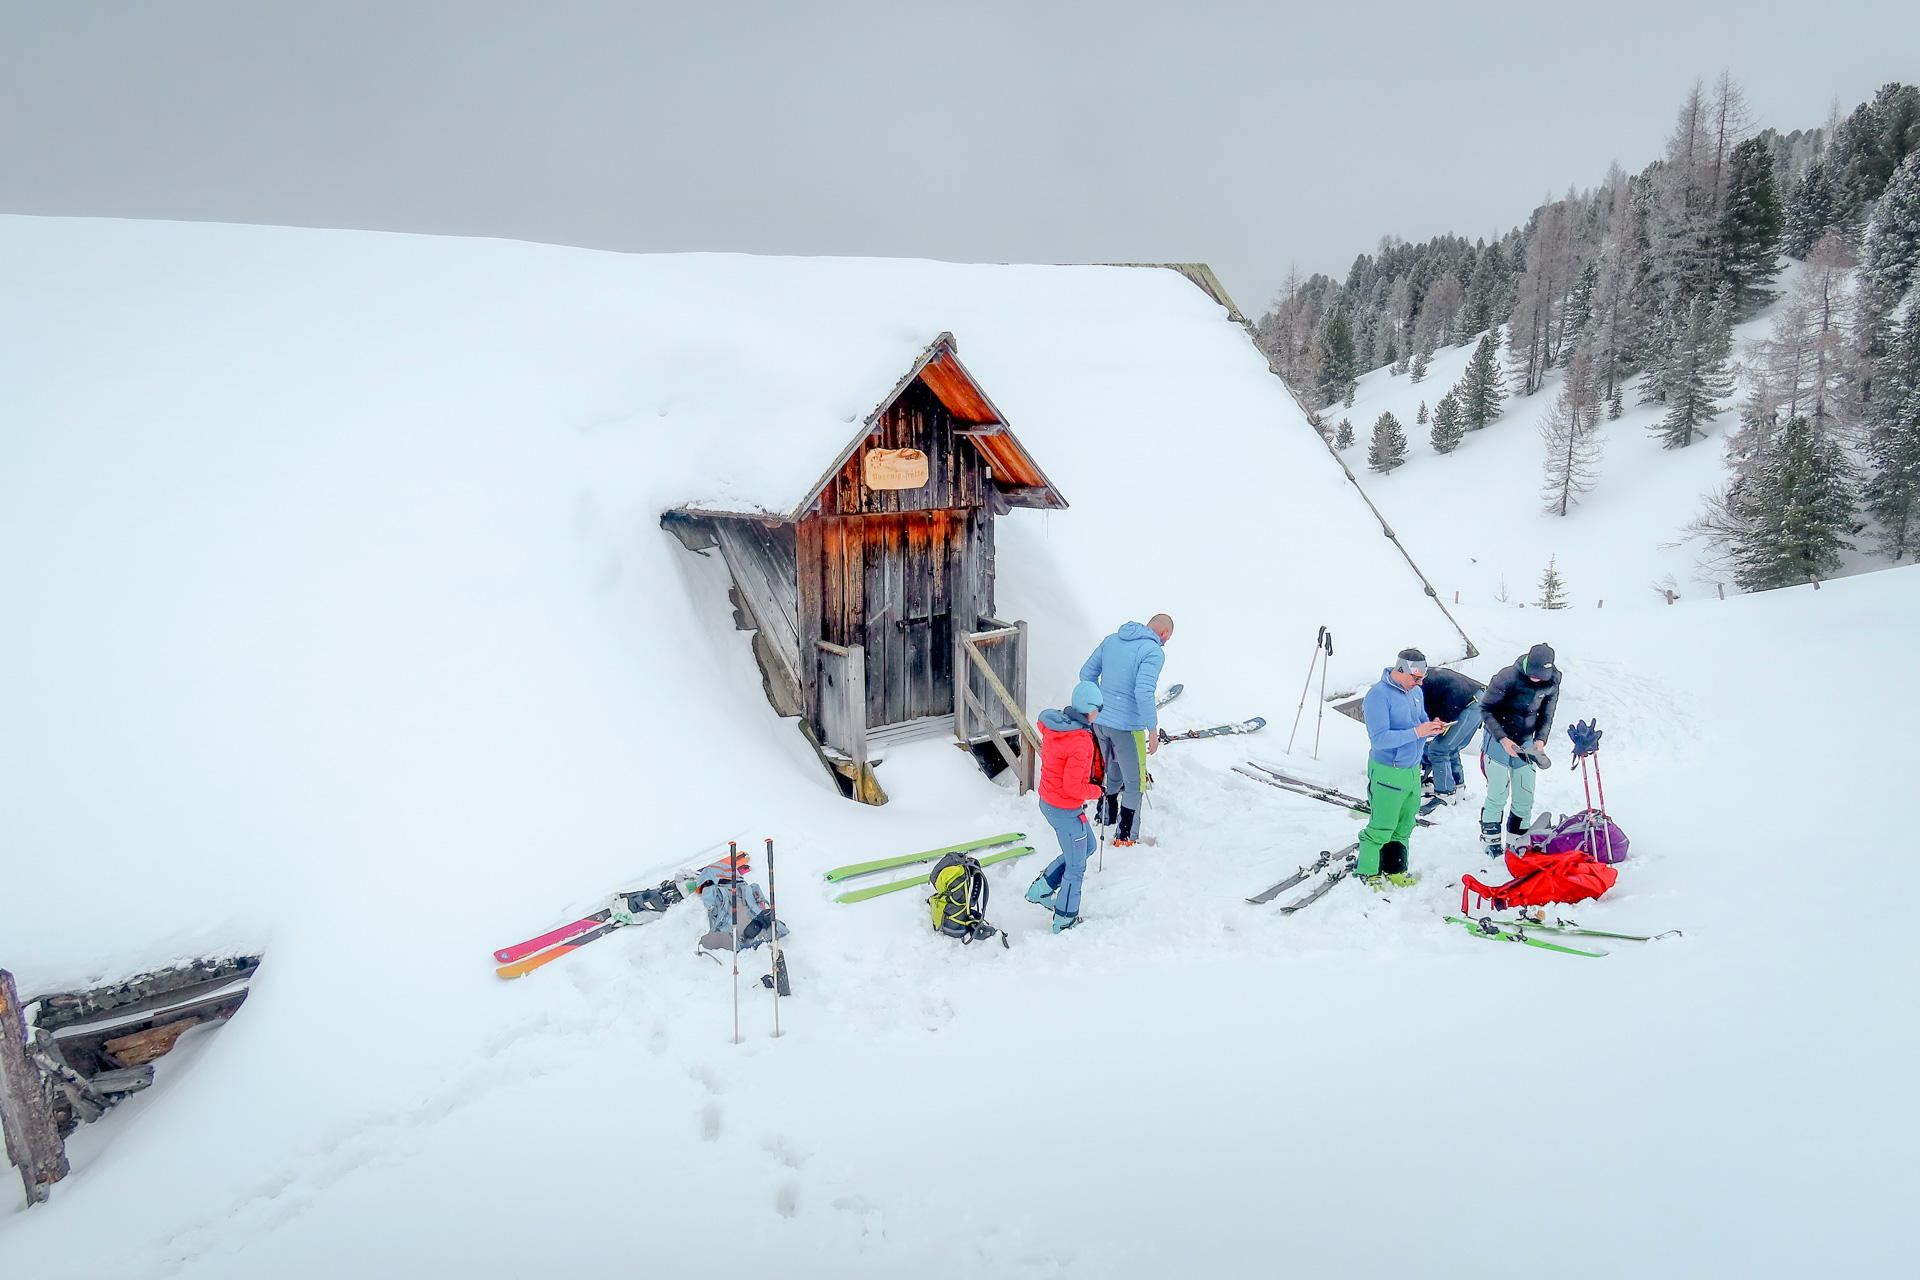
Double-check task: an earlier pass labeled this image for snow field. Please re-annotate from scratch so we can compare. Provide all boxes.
[2,218,1913,1276]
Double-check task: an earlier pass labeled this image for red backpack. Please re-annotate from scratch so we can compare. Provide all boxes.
[1461,845,1618,913]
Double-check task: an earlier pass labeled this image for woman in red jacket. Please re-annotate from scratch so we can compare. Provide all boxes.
[1026,681,1107,933]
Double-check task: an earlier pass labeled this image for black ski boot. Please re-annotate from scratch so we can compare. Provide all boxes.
[1481,819,1504,857]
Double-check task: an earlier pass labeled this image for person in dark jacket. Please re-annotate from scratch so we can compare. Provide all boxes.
[1419,667,1486,802]
[1478,643,1562,853]
[1026,681,1107,933]
[1080,614,1172,846]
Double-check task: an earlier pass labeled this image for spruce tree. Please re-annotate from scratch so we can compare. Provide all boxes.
[1655,294,1735,448]
[1862,152,1920,313]
[1335,417,1355,449]
[1416,400,1429,425]
[1726,415,1856,590]
[1368,411,1409,473]
[1864,304,1920,559]
[1535,555,1568,610]
[1784,160,1847,258]
[1458,332,1508,429]
[1409,350,1429,383]
[1608,386,1624,419]
[1430,392,1466,454]
[1539,353,1606,514]
[1316,307,1358,407]
[1719,136,1785,316]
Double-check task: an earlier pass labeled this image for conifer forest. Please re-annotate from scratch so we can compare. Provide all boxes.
[1256,78,1920,592]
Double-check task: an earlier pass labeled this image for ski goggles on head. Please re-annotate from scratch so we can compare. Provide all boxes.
[1393,656,1428,677]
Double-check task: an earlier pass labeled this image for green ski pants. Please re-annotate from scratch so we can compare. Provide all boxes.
[1357,760,1422,876]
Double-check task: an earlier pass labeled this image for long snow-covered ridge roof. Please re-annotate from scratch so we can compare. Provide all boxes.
[0,217,1272,519]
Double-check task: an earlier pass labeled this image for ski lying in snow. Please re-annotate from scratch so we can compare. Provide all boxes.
[496,881,686,978]
[494,880,684,964]
[1237,763,1434,828]
[823,832,1026,883]
[1156,683,1184,709]
[1508,916,1681,942]
[834,846,1035,904]
[1159,717,1265,744]
[1445,915,1606,957]
[1279,853,1358,915]
[1246,842,1358,904]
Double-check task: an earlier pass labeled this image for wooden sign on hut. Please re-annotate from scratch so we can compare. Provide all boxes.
[664,333,1066,804]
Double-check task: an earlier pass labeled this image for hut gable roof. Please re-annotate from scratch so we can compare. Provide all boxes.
[769,333,1064,524]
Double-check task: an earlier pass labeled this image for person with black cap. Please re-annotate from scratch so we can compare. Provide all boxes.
[1478,642,1563,855]
[1357,648,1449,883]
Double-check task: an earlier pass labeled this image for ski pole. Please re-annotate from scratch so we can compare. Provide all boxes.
[1286,627,1327,753]
[765,836,783,1038]
[729,842,741,1046]
[1593,754,1615,863]
[1312,630,1333,760]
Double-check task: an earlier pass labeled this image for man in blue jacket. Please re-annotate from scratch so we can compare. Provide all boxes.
[1079,613,1172,846]
[1358,648,1449,881]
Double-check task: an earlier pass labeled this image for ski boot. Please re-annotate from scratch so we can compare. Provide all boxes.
[1025,876,1057,911]
[1481,819,1504,857]
[1052,912,1081,934]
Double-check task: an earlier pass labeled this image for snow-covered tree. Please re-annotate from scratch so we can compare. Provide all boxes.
[1409,350,1429,383]
[1731,234,1862,465]
[1368,411,1408,473]
[1862,152,1920,313]
[1315,306,1358,407]
[1723,416,1857,590]
[1335,417,1355,449]
[1784,160,1848,258]
[1430,391,1466,454]
[1719,135,1784,315]
[1864,302,1920,559]
[1535,555,1569,609]
[1416,400,1429,425]
[1457,332,1508,429]
[1654,293,1735,448]
[1540,352,1606,513]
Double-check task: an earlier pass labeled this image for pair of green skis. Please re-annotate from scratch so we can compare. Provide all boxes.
[1444,914,1683,957]
[825,832,1035,903]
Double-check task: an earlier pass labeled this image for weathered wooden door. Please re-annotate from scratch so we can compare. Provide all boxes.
[809,508,987,728]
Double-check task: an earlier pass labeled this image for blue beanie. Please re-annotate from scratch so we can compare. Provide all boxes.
[1070,681,1105,713]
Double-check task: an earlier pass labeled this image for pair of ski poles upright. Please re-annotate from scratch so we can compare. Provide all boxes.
[1286,626,1333,759]
[727,837,787,1045]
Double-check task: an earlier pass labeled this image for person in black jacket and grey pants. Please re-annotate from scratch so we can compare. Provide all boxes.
[1478,643,1562,854]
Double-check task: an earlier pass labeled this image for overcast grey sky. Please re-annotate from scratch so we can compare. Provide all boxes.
[3,2,1913,311]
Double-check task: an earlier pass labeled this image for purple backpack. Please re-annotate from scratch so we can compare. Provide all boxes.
[1541,809,1630,864]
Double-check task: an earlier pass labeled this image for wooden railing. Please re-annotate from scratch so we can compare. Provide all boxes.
[955,620,1036,795]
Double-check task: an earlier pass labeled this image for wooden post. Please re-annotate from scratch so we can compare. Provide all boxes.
[1013,619,1033,794]
[1,970,68,1207]
[952,633,969,744]
[844,644,868,772]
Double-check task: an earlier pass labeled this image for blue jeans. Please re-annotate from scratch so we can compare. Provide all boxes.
[1038,799,1093,920]
[1423,702,1484,795]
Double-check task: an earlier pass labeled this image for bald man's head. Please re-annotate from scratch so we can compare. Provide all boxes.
[1149,613,1175,642]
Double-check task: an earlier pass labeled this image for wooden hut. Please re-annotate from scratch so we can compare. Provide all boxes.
[663,333,1067,805]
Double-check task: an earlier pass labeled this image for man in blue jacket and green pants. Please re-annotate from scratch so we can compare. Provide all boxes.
[1359,648,1449,883]
[1080,613,1173,846]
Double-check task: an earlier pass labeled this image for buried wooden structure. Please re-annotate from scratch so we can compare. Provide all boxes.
[1,956,258,1206]
[664,334,1064,804]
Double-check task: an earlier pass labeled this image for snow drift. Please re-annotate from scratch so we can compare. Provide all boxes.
[2,217,1912,1278]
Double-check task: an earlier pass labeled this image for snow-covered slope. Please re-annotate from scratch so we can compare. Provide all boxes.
[2,220,1912,1277]
[1331,292,1796,614]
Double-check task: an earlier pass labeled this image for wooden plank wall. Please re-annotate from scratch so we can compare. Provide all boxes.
[818,380,986,518]
[797,377,999,731]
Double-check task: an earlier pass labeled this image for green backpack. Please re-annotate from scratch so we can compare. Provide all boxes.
[928,853,1003,946]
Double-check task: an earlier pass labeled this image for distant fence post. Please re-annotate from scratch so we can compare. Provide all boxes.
[1,969,68,1207]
